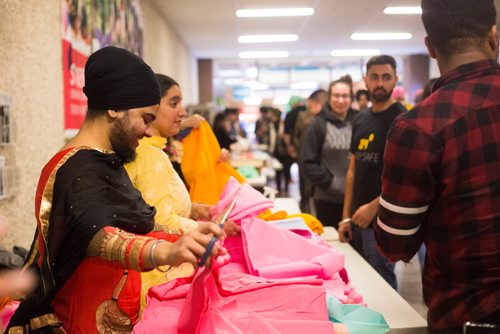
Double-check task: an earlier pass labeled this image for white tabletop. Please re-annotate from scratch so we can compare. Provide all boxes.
[323,227,427,332]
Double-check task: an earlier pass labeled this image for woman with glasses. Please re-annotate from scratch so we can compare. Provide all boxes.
[299,75,358,230]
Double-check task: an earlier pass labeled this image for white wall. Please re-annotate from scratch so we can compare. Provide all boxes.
[142,0,198,104]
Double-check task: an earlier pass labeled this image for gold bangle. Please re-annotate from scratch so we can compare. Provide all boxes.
[338,218,352,226]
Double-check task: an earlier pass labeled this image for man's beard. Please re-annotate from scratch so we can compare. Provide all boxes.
[109,117,137,163]
[371,87,393,103]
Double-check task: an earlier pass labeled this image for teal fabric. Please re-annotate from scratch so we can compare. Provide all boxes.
[326,294,390,334]
[236,166,259,179]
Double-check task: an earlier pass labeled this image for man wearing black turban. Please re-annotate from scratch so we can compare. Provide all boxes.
[7,46,224,333]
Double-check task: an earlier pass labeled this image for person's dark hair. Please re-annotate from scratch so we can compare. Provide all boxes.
[308,89,327,102]
[212,112,227,128]
[421,0,496,55]
[355,89,370,102]
[224,107,239,116]
[328,75,354,100]
[366,55,397,72]
[259,106,271,114]
[155,74,179,97]
[86,108,107,120]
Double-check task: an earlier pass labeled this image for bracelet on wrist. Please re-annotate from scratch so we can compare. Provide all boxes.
[150,239,170,273]
[338,218,352,226]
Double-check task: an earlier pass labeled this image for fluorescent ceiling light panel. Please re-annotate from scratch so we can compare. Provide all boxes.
[236,8,314,17]
[330,49,381,57]
[384,6,422,14]
[351,33,412,40]
[239,51,289,59]
[238,34,299,43]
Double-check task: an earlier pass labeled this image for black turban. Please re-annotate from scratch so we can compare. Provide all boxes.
[83,46,161,111]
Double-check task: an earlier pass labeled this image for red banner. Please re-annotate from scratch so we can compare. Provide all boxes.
[62,40,88,131]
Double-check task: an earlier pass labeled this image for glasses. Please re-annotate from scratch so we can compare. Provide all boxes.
[331,94,351,100]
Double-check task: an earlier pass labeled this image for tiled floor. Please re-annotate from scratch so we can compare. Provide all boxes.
[274,163,428,320]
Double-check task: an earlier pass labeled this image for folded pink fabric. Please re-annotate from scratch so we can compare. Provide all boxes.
[209,177,274,221]
[135,256,334,334]
[135,178,363,332]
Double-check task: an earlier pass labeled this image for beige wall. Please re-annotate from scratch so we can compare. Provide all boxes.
[142,0,198,104]
[0,0,64,249]
[0,0,196,250]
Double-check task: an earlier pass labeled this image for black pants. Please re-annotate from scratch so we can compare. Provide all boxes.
[314,200,343,229]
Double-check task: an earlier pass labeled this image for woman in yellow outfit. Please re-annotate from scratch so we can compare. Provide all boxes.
[125,74,239,309]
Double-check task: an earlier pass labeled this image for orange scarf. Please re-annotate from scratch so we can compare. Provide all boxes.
[181,122,244,204]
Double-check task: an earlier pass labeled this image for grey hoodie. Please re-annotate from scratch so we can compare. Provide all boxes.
[299,105,358,203]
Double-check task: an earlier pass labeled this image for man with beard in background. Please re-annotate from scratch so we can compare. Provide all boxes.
[338,55,406,290]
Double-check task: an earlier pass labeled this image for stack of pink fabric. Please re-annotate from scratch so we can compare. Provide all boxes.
[134,177,362,333]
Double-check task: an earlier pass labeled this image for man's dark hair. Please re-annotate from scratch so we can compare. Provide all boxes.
[366,55,397,72]
[421,0,496,55]
[86,108,107,120]
[356,89,370,102]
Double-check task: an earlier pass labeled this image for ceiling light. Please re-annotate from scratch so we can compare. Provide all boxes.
[330,49,381,57]
[239,51,289,59]
[351,33,412,40]
[238,34,299,44]
[383,6,422,15]
[236,8,314,17]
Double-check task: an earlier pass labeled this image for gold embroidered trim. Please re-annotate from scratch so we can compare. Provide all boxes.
[8,326,26,334]
[32,147,116,283]
[128,237,151,271]
[91,228,153,269]
[29,313,61,330]
[153,223,184,236]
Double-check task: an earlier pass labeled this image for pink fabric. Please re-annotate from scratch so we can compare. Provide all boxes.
[1,300,19,329]
[209,177,274,221]
[135,256,334,333]
[135,178,363,332]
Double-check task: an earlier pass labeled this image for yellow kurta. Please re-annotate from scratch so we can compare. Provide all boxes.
[125,135,197,309]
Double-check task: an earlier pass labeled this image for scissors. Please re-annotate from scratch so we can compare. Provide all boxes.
[198,186,241,267]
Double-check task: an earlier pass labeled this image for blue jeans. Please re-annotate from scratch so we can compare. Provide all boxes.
[353,226,397,290]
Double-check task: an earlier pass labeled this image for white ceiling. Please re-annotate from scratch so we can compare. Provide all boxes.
[149,0,428,69]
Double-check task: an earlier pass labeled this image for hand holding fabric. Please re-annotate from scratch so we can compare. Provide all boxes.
[181,114,205,129]
[218,148,231,162]
[159,222,226,268]
[222,219,241,237]
[191,202,212,221]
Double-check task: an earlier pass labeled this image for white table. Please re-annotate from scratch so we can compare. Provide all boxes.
[271,197,301,214]
[323,227,427,333]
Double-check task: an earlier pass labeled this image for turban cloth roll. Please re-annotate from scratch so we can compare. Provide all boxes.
[83,46,161,111]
